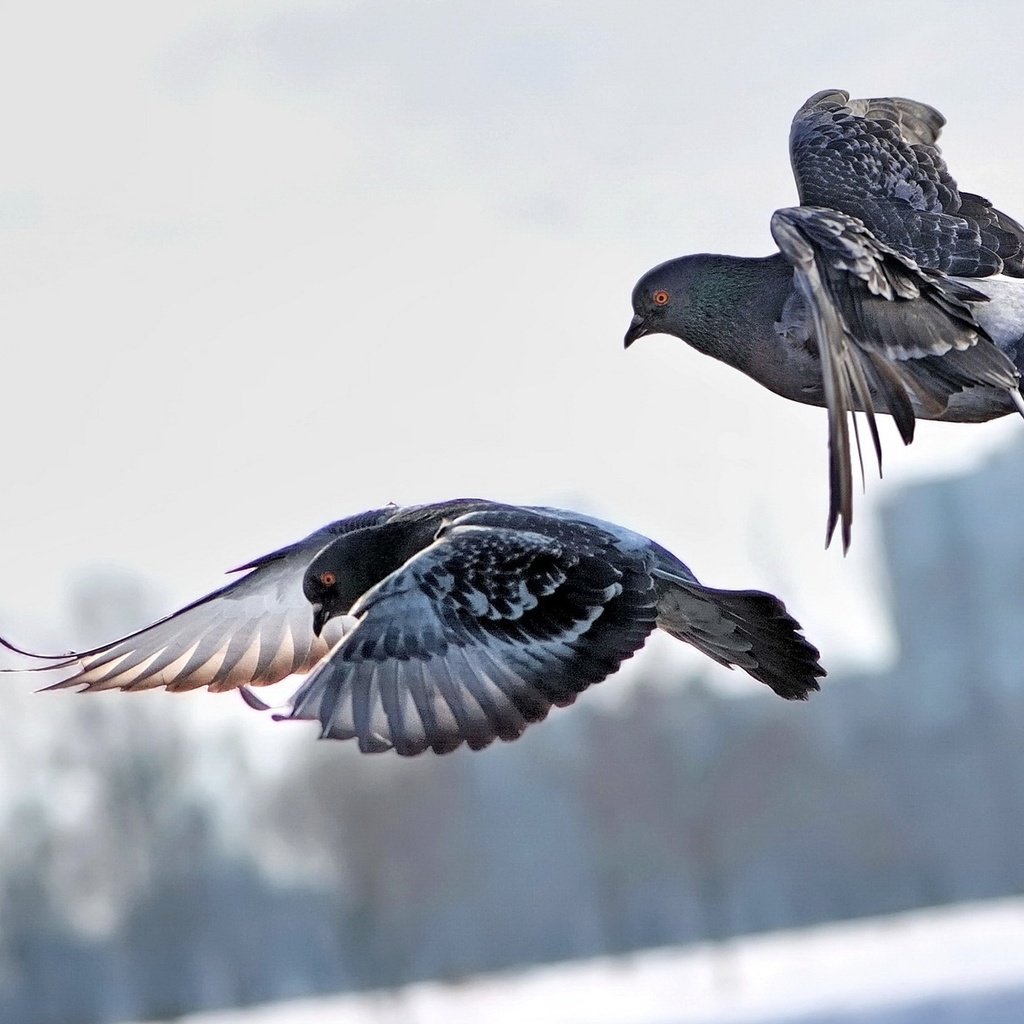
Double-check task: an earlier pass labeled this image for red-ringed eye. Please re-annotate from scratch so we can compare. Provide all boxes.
[653,289,670,306]
[319,571,336,587]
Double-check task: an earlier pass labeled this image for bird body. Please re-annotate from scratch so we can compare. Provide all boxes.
[635,250,1024,421]
[626,90,1024,548]
[2,499,824,756]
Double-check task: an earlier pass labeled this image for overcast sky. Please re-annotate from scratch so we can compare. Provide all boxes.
[2,1,1023,722]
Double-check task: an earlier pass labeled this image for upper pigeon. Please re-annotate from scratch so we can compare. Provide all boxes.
[626,90,1024,549]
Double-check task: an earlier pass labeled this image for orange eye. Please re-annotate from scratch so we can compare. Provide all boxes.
[319,571,336,587]
[653,289,670,306]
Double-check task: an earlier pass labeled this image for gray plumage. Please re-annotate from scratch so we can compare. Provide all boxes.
[626,89,1024,549]
[2,499,825,756]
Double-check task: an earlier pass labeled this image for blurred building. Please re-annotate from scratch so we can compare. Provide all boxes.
[880,437,1024,710]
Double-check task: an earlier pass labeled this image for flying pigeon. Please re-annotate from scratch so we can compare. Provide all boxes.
[625,90,1024,550]
[1,499,825,756]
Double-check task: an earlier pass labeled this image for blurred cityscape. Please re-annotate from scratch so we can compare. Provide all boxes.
[1,438,1023,1024]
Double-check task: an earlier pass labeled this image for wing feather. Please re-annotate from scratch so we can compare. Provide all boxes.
[288,519,657,755]
[790,90,1024,276]
[771,205,1019,549]
[15,512,399,694]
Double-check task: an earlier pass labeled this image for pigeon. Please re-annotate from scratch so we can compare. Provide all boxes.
[625,90,1024,550]
[1,499,825,756]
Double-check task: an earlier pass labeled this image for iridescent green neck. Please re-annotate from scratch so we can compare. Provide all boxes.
[681,254,793,364]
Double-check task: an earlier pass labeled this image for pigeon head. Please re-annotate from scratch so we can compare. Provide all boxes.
[625,254,769,352]
[303,520,432,636]
[303,536,390,636]
[624,255,713,348]
[303,557,349,638]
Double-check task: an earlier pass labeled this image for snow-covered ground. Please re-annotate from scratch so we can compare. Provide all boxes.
[121,897,1024,1024]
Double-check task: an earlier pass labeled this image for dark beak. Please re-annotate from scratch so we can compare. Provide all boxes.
[311,603,328,638]
[624,314,649,348]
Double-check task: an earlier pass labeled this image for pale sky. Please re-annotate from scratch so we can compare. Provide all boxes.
[2,0,1023,719]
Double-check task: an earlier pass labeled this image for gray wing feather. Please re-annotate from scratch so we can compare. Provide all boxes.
[790,90,1024,276]
[27,510,401,694]
[39,543,331,694]
[771,205,1019,549]
[842,94,945,148]
[288,521,657,755]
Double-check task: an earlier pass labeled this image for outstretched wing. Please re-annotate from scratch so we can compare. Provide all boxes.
[790,89,1024,277]
[287,521,657,755]
[6,510,396,694]
[653,570,825,700]
[771,205,1019,550]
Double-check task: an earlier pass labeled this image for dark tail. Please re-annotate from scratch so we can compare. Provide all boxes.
[654,571,826,700]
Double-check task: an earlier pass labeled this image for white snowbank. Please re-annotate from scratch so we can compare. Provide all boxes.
[122,896,1024,1024]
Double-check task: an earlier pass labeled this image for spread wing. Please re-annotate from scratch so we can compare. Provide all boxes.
[770,205,1019,550]
[287,521,658,755]
[653,570,825,700]
[790,89,1024,277]
[4,511,396,694]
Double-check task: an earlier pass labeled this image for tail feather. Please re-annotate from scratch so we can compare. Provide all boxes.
[654,571,825,700]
